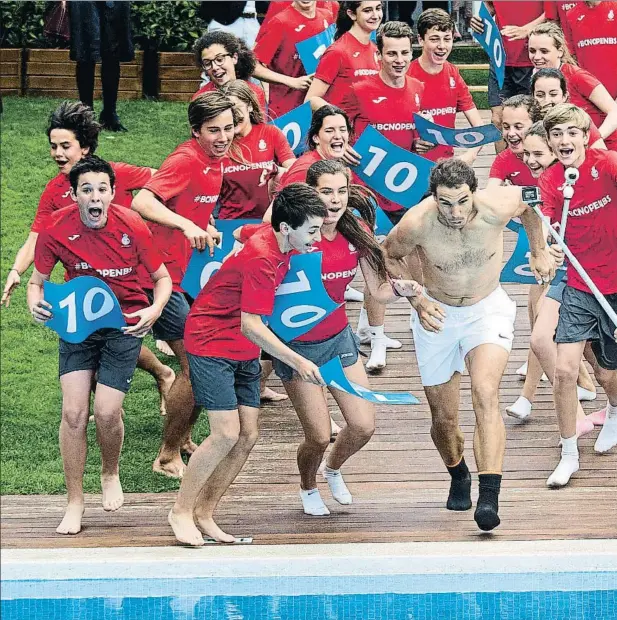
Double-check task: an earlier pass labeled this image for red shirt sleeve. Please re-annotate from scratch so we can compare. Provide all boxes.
[589,122,603,146]
[544,1,557,20]
[143,151,192,205]
[133,216,164,275]
[271,126,296,164]
[31,182,57,233]
[238,223,266,243]
[240,255,280,315]
[539,169,559,222]
[455,69,475,113]
[341,85,361,131]
[603,150,617,183]
[570,66,601,99]
[280,159,310,187]
[113,162,154,191]
[33,229,59,276]
[315,45,342,85]
[254,17,281,66]
[489,152,508,181]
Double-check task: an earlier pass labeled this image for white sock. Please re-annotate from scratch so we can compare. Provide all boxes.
[356,307,370,341]
[366,327,387,370]
[344,285,364,302]
[516,362,528,377]
[299,488,330,516]
[323,466,352,505]
[506,396,532,420]
[547,436,579,488]
[577,386,597,402]
[594,403,617,453]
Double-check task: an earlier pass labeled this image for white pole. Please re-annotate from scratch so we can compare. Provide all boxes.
[532,205,617,330]
[559,167,580,237]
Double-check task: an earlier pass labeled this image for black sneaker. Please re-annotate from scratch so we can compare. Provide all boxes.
[99,111,127,132]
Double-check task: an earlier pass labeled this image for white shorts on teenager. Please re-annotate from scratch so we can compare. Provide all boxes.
[411,286,517,387]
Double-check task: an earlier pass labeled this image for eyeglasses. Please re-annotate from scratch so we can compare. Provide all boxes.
[201,53,231,71]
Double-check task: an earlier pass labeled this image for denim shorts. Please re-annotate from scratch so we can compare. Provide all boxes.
[145,290,190,342]
[187,354,261,411]
[488,64,534,108]
[272,325,359,383]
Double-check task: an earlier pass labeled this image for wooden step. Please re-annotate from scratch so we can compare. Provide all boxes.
[456,63,490,71]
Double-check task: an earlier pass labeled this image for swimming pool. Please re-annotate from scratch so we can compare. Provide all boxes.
[3,540,616,620]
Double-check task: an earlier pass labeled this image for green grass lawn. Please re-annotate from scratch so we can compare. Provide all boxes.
[0,96,213,495]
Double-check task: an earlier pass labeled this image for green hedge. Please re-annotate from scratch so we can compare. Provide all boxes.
[0,1,207,52]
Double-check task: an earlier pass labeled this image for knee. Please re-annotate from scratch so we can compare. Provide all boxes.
[349,420,375,442]
[213,421,241,450]
[303,433,330,453]
[93,404,123,427]
[471,382,500,416]
[555,357,579,386]
[491,108,503,129]
[238,426,259,451]
[61,405,89,432]
[530,327,551,359]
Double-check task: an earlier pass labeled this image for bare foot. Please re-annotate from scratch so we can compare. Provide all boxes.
[101,474,124,511]
[157,366,175,416]
[156,339,175,357]
[168,508,204,546]
[194,512,236,543]
[153,450,185,479]
[56,502,85,534]
[181,438,198,455]
[260,387,288,402]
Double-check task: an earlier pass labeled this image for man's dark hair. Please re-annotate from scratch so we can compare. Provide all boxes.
[307,105,352,151]
[47,100,101,154]
[271,183,327,231]
[429,158,477,195]
[376,21,413,53]
[193,30,256,80]
[188,91,235,133]
[417,8,455,38]
[69,155,115,191]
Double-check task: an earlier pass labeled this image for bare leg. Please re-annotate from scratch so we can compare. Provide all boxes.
[169,410,241,546]
[591,364,617,453]
[491,105,506,154]
[194,405,260,541]
[154,339,199,478]
[520,286,547,403]
[93,384,128,512]
[259,359,287,402]
[137,345,175,416]
[57,370,93,534]
[554,341,587,440]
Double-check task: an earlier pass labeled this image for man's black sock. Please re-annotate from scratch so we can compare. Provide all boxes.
[474,473,502,531]
[446,458,472,511]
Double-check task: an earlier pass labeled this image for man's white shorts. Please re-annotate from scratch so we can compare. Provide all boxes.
[411,286,517,387]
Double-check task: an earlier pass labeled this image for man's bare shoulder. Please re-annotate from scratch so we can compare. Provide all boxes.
[474,185,523,225]
[396,195,436,236]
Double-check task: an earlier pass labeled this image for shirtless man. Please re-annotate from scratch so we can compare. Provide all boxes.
[383,159,555,531]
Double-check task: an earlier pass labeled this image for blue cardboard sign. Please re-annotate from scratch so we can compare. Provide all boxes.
[43,276,126,343]
[414,114,502,149]
[352,126,435,209]
[374,204,394,238]
[501,227,566,284]
[472,3,505,89]
[296,23,336,75]
[270,101,312,156]
[267,251,341,342]
[506,218,522,233]
[181,219,261,299]
[320,356,420,404]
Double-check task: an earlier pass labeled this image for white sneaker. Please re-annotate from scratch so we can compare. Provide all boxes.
[516,362,528,377]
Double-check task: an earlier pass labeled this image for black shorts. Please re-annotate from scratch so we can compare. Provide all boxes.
[273,325,359,383]
[488,64,533,108]
[59,329,141,393]
[555,286,617,370]
[187,354,261,411]
[145,290,190,342]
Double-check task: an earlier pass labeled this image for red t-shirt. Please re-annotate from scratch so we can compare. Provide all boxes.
[219,124,295,219]
[314,32,379,110]
[144,139,224,290]
[254,5,333,118]
[258,1,339,39]
[31,162,152,233]
[408,59,476,161]
[567,1,617,99]
[279,150,323,188]
[192,80,267,115]
[543,1,577,52]
[539,149,617,294]
[489,148,537,186]
[184,224,292,360]
[34,204,163,322]
[343,73,424,211]
[492,0,545,67]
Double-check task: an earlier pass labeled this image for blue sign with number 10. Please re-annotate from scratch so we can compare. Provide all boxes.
[270,101,312,156]
[472,3,505,89]
[296,24,336,75]
[414,114,502,149]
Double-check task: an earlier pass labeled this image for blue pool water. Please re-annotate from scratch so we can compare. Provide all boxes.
[3,574,616,620]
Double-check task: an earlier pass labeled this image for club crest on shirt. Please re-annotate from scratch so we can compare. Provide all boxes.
[591,165,599,179]
[348,242,357,253]
[258,139,268,151]
[323,19,329,29]
[121,233,131,247]
[608,9,615,20]
[415,93,420,105]
[449,77,456,88]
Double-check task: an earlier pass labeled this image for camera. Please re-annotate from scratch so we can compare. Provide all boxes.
[521,186,541,205]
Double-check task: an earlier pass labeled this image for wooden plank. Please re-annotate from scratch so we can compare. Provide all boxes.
[27,49,143,64]
[27,62,140,78]
[26,76,140,91]
[159,52,194,66]
[158,79,198,94]
[158,92,193,102]
[0,76,20,89]
[469,85,488,92]
[25,89,141,100]
[0,48,21,63]
[1,62,20,77]
[159,65,200,80]
[457,63,490,70]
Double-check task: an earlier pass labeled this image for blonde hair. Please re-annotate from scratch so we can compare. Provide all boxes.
[220,79,265,125]
[529,22,578,67]
[543,103,591,134]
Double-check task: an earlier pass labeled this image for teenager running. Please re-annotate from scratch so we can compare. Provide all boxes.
[169,184,327,546]
[27,156,172,535]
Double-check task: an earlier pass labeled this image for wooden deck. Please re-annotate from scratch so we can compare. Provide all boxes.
[2,115,616,549]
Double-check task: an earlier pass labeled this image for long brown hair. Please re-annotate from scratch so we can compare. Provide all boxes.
[220,79,265,125]
[306,159,388,281]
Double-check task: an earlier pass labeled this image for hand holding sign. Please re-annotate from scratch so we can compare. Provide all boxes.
[182,219,260,299]
[472,3,505,89]
[296,24,336,74]
[413,114,502,149]
[352,126,435,209]
[270,101,312,156]
[267,252,341,342]
[320,356,419,404]
[43,276,126,343]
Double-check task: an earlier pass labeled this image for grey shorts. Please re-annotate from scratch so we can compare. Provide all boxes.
[59,329,141,393]
[145,290,190,342]
[272,325,359,383]
[488,64,534,108]
[187,354,261,411]
[555,286,617,370]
